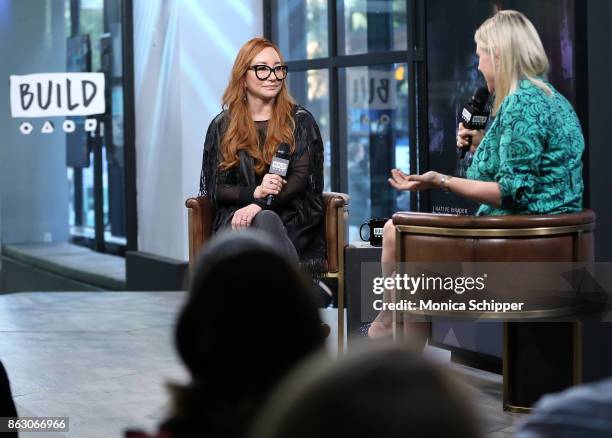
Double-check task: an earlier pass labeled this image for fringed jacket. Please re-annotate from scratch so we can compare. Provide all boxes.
[199,105,326,273]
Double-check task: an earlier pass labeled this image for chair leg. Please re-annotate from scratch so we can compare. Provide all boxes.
[337,274,345,354]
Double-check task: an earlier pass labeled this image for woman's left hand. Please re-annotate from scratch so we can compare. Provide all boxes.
[388,169,441,192]
[231,204,263,230]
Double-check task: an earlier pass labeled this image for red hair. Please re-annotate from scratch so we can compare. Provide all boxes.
[219,37,295,174]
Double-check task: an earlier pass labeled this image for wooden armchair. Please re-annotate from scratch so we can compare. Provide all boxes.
[185,192,349,351]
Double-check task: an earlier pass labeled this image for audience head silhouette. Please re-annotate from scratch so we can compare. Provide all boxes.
[170,231,326,438]
[251,344,482,438]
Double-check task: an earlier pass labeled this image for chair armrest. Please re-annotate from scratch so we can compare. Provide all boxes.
[392,210,596,229]
[185,196,214,265]
[322,192,349,273]
[392,209,596,263]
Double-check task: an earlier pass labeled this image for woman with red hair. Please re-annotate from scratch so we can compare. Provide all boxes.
[199,37,326,276]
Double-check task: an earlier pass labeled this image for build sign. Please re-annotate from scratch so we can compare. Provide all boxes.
[10,72,105,135]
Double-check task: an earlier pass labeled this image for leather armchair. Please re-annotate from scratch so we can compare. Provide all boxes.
[392,210,595,264]
[185,192,349,351]
[392,209,596,411]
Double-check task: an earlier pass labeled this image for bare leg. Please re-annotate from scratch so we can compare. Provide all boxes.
[368,219,431,347]
[368,219,396,339]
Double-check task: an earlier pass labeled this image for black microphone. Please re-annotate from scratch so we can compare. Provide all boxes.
[266,143,290,206]
[458,86,490,158]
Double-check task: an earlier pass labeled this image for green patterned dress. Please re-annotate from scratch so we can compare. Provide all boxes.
[467,78,584,216]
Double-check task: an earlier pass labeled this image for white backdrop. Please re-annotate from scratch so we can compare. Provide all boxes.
[134,0,263,261]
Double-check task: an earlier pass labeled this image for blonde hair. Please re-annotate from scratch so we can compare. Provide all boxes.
[475,10,551,114]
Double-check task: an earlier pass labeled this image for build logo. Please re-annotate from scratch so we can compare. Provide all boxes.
[10,73,105,136]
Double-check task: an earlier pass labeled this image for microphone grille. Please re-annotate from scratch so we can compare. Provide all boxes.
[473,86,490,106]
[276,142,290,156]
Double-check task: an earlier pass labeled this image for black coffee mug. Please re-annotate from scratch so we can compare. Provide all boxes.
[359,218,388,247]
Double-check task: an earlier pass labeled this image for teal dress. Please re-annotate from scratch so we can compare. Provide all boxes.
[467,78,584,216]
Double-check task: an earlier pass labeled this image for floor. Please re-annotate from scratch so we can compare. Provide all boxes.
[0,291,523,438]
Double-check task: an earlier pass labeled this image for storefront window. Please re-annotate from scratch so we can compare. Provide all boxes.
[338,0,408,56]
[341,63,409,240]
[269,0,412,242]
[66,0,130,250]
[272,0,329,60]
[288,69,331,192]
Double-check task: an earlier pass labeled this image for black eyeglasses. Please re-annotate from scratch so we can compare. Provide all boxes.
[248,65,288,81]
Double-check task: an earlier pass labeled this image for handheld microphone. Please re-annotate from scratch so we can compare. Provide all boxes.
[458,86,490,158]
[266,143,290,206]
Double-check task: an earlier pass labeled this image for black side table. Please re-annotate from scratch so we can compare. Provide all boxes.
[345,241,382,345]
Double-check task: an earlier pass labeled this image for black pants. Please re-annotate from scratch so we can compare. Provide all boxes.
[252,211,331,306]
[250,210,299,262]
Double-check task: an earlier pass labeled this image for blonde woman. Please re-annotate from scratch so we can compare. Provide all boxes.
[369,10,585,338]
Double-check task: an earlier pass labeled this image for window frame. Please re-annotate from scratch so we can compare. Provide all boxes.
[67,0,137,255]
[264,0,428,213]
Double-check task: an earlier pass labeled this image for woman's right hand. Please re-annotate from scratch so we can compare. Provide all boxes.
[388,169,440,192]
[456,122,484,152]
[254,173,287,199]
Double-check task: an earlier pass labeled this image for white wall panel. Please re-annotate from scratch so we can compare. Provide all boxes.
[134,0,263,260]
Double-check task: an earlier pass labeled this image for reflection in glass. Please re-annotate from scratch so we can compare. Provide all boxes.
[272,0,328,60]
[82,150,95,228]
[66,0,127,246]
[341,63,409,242]
[111,86,124,150]
[338,0,407,56]
[103,1,127,243]
[68,167,75,227]
[79,0,104,72]
[287,70,331,192]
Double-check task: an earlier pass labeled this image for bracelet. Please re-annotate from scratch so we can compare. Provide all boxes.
[440,174,453,193]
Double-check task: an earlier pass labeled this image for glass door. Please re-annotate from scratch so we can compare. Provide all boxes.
[66,0,130,253]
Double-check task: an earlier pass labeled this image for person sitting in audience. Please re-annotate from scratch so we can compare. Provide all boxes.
[516,377,612,438]
[249,344,482,438]
[126,231,327,438]
[0,360,18,438]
